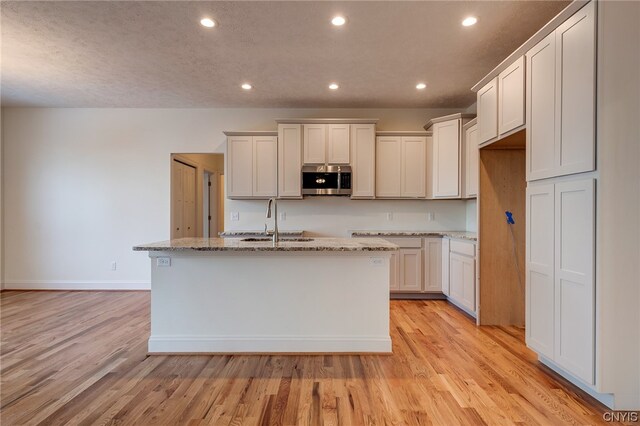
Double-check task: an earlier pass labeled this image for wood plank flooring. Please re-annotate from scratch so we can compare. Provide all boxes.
[0,291,617,425]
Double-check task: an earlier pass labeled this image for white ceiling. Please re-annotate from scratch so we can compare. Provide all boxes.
[1,1,570,108]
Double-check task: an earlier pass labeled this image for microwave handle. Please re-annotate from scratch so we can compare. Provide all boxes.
[337,170,341,191]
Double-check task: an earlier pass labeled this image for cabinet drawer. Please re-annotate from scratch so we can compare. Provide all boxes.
[450,240,475,257]
[384,237,422,248]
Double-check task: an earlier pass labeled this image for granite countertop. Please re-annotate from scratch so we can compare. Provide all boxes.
[133,237,398,252]
[350,230,477,241]
[219,230,304,237]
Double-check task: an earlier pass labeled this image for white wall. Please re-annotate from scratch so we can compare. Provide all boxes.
[465,199,477,233]
[3,107,469,290]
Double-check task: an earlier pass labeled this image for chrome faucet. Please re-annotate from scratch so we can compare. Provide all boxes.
[265,198,279,245]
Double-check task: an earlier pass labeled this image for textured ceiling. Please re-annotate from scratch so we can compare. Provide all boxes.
[1,1,570,108]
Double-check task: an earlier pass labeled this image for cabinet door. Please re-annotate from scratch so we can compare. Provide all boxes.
[400,137,426,198]
[227,136,253,198]
[423,238,442,292]
[449,253,465,303]
[441,238,450,296]
[375,137,401,197]
[278,124,302,198]
[303,124,326,164]
[464,124,479,198]
[556,1,596,177]
[389,251,400,292]
[350,124,375,198]
[526,32,556,181]
[327,124,350,164]
[399,249,422,292]
[554,178,595,384]
[253,136,278,198]
[433,120,461,198]
[498,56,525,134]
[461,256,476,312]
[526,182,555,359]
[477,77,498,144]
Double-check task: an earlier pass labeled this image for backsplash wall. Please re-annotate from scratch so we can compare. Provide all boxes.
[225,197,469,237]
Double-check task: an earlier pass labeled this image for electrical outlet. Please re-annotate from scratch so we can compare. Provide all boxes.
[279,212,286,221]
[110,261,117,271]
[370,257,384,266]
[156,257,171,267]
[386,212,393,221]
[230,212,240,221]
[427,212,435,221]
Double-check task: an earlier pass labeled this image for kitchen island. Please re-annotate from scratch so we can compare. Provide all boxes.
[133,237,397,354]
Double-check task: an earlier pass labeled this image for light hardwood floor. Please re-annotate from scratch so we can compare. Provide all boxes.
[0,291,617,425]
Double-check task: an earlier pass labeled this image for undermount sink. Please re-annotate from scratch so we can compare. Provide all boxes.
[241,237,314,242]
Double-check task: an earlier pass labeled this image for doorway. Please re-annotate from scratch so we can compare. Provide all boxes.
[170,153,225,239]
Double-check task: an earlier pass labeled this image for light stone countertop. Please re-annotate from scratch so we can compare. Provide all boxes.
[133,237,398,252]
[350,230,477,242]
[218,230,304,238]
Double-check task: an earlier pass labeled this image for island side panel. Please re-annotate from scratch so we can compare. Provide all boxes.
[147,251,392,353]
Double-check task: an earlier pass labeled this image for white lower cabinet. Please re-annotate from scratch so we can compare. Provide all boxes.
[389,252,400,292]
[441,238,450,296]
[399,249,422,292]
[526,176,595,385]
[423,238,442,292]
[447,240,477,315]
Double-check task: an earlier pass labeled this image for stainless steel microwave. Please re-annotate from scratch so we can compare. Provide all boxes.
[301,165,352,196]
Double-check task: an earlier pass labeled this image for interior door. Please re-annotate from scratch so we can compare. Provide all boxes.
[171,160,185,239]
[183,164,197,237]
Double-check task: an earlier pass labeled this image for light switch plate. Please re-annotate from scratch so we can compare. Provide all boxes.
[386,212,393,221]
[370,257,385,266]
[427,212,435,221]
[279,212,286,221]
[230,212,240,221]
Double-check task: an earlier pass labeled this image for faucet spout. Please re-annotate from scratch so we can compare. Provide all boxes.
[265,198,279,245]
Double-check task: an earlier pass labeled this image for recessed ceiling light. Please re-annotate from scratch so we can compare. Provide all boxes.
[416,83,427,90]
[329,83,339,90]
[462,16,477,27]
[241,83,252,90]
[331,16,347,26]
[200,18,216,28]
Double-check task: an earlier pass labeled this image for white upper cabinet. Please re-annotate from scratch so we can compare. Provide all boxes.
[498,56,526,134]
[227,134,277,199]
[375,137,401,197]
[350,124,376,198]
[303,124,327,164]
[253,136,278,197]
[277,124,302,199]
[556,1,596,176]
[527,1,595,181]
[527,32,557,181]
[303,123,350,165]
[432,119,461,198]
[477,77,499,144]
[327,124,350,164]
[401,137,427,198]
[375,136,426,198]
[227,136,254,198]
[463,122,479,198]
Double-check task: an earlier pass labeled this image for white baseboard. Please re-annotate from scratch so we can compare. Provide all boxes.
[148,335,393,354]
[3,280,151,290]
[538,355,615,409]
